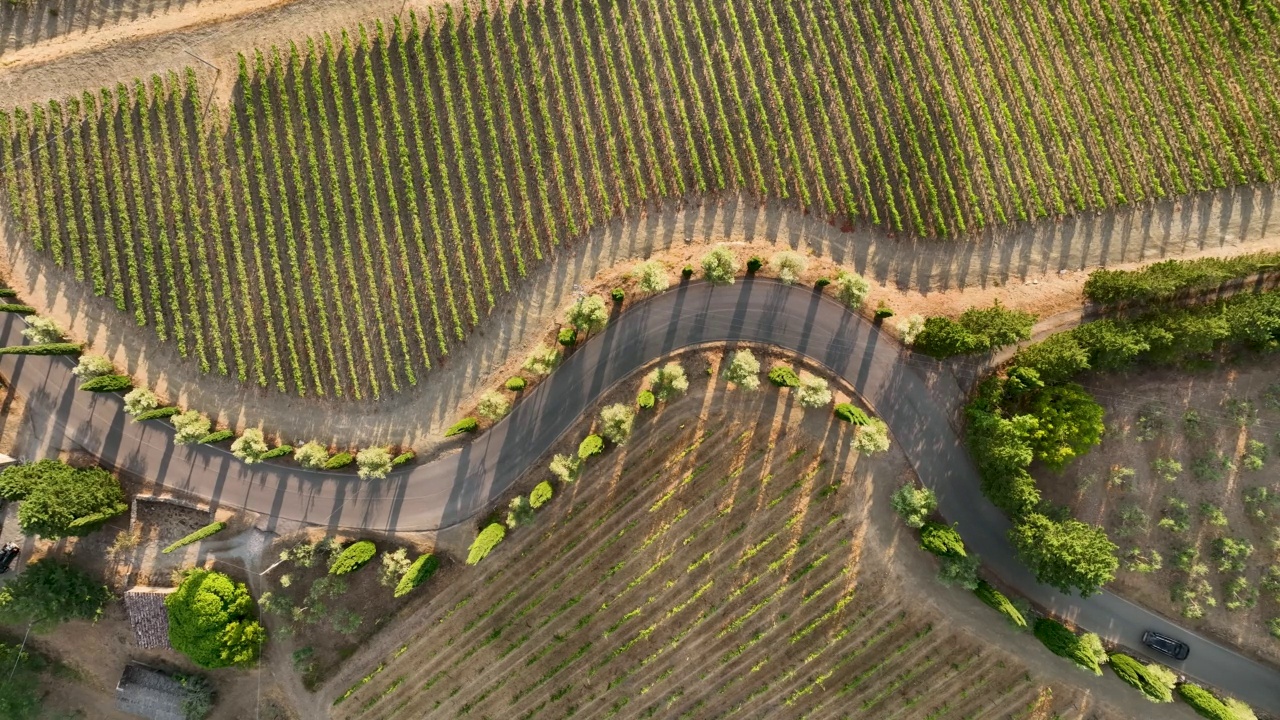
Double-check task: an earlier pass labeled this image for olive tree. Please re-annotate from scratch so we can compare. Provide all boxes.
[293,441,329,469]
[172,411,212,445]
[832,270,871,308]
[477,391,511,421]
[356,447,394,480]
[636,260,670,294]
[701,246,740,285]
[896,314,925,346]
[522,344,560,376]
[123,388,161,417]
[769,251,808,284]
[891,483,937,528]
[566,295,609,334]
[795,374,833,408]
[21,317,63,344]
[550,454,581,483]
[72,354,115,379]
[853,418,891,455]
[599,404,636,445]
[230,428,270,463]
[646,362,689,401]
[723,349,761,390]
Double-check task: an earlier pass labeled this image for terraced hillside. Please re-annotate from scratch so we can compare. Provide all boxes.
[2,0,1279,399]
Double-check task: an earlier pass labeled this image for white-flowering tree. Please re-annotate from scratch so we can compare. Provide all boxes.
[833,270,871,308]
[795,373,833,408]
[506,496,534,529]
[769,251,808,285]
[378,548,412,587]
[599,404,636,445]
[646,362,689,401]
[477,391,511,421]
[231,428,270,463]
[294,441,329,469]
[123,388,160,417]
[636,260,669,294]
[550,454,581,483]
[356,447,394,480]
[853,418,891,455]
[21,316,63,344]
[565,295,609,334]
[172,411,211,445]
[891,483,937,528]
[522,345,560,376]
[700,246,740,285]
[723,349,761,390]
[72,354,115,379]
[896,314,926,345]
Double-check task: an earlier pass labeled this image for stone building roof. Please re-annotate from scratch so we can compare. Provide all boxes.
[115,662,186,720]
[123,587,175,650]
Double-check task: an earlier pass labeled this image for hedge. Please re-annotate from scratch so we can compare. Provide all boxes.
[78,374,132,392]
[329,540,376,576]
[1176,683,1234,720]
[66,502,128,531]
[637,390,655,409]
[0,343,81,355]
[393,554,439,598]
[913,302,1035,358]
[0,288,17,297]
[768,366,801,387]
[0,304,35,315]
[1108,653,1173,703]
[1032,618,1102,675]
[578,434,604,460]
[1083,252,1280,306]
[199,430,234,444]
[505,376,526,391]
[530,481,553,509]
[834,403,869,425]
[445,417,478,437]
[324,452,354,470]
[467,523,506,565]
[134,406,180,421]
[162,521,227,554]
[973,580,1027,628]
[391,451,415,467]
[919,522,966,558]
[260,445,293,460]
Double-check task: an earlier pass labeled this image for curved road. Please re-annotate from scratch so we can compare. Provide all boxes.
[0,279,1277,713]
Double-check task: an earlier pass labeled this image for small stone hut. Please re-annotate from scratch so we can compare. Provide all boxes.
[115,662,186,720]
[123,587,175,649]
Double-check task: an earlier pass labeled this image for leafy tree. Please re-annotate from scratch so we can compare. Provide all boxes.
[1212,537,1253,572]
[852,418,891,455]
[914,316,982,357]
[599,404,635,445]
[0,459,125,538]
[937,554,980,590]
[1010,513,1118,597]
[769,251,807,284]
[0,560,111,631]
[700,246,740,285]
[72,354,115,379]
[1024,384,1105,470]
[1071,319,1152,370]
[506,496,534,529]
[895,314,925,345]
[974,580,1027,629]
[919,522,966,557]
[722,349,761,390]
[522,344,560,376]
[960,300,1036,347]
[636,260,669,294]
[293,441,329,468]
[530,481,554,509]
[565,295,609,334]
[172,411,212,445]
[549,454,581,483]
[1108,653,1175,703]
[21,316,63,344]
[123,387,161,417]
[646,362,689,401]
[477,391,510,421]
[166,569,264,668]
[832,270,870,308]
[356,447,394,480]
[1032,617,1104,674]
[231,428,270,463]
[795,373,832,408]
[178,673,215,720]
[1012,333,1090,385]
[890,483,936,528]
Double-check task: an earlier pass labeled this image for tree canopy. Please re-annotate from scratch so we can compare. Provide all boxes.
[1024,384,1105,470]
[565,295,609,334]
[0,559,112,631]
[1010,514,1118,597]
[165,569,265,668]
[0,460,126,538]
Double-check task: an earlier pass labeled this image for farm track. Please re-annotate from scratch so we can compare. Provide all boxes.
[3,0,1280,400]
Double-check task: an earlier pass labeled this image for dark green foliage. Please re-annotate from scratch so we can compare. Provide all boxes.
[1070,319,1152,371]
[874,306,894,320]
[914,301,1035,358]
[0,304,36,315]
[578,434,604,460]
[445,417,479,437]
[134,406,181,421]
[505,376,526,391]
[1011,514,1118,597]
[974,580,1027,628]
[163,522,228,554]
[0,342,81,355]
[391,451,415,467]
[530,481,554,508]
[1032,618,1102,675]
[324,452,354,470]
[0,289,17,297]
[177,673,216,720]
[466,523,506,565]
[814,277,830,288]
[260,445,293,460]
[165,569,264,668]
[611,288,625,303]
[0,559,112,631]
[1175,683,1236,720]
[393,554,439,598]
[833,403,869,425]
[1024,384,1105,470]
[746,256,763,272]
[919,522,966,557]
[0,460,125,538]
[768,365,801,387]
[1012,334,1090,385]
[1083,252,1280,305]
[77,374,132,392]
[66,503,128,531]
[681,265,694,278]
[557,327,577,346]
[0,641,47,719]
[637,390,655,409]
[199,429,235,444]
[1108,653,1174,703]
[329,540,377,576]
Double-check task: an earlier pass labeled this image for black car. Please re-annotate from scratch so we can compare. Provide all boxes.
[1142,630,1190,661]
[0,543,19,574]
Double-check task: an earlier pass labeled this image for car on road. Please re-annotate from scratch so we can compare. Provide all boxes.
[0,543,19,574]
[1143,630,1190,661]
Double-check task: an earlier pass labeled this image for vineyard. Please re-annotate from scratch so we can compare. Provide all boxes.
[330,397,1083,719]
[3,0,1280,398]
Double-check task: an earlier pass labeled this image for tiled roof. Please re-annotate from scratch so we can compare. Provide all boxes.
[115,662,185,720]
[122,587,175,650]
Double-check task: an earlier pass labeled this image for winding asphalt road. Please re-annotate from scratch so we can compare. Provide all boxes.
[1,279,1277,713]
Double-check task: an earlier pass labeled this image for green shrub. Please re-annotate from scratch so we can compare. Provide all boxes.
[919,522,966,557]
[578,434,604,460]
[974,580,1027,628]
[66,503,128,531]
[324,452,354,470]
[166,569,264,668]
[172,411,211,444]
[834,403,869,425]
[329,540,376,576]
[134,406,180,421]
[637,390,655,409]
[391,451,415,467]
[0,343,81,355]
[557,328,577,346]
[611,288,625,303]
[681,265,694,279]
[393,555,439,598]
[78,374,132,392]
[0,460,125,538]
[199,430,234,444]
[0,304,35,315]
[875,306,894,320]
[814,277,830,288]
[891,483,936,529]
[768,365,801,387]
[530,481,554,508]
[467,524,506,565]
[0,288,17,297]
[1108,653,1174,703]
[162,522,227,554]
[915,301,1035,358]
[230,428,270,463]
[445,417,479,437]
[746,256,763,273]
[1083,252,1280,306]
[1176,683,1234,720]
[0,560,112,631]
[1032,618,1103,675]
[645,362,689,400]
[505,376,526,391]
[261,445,293,460]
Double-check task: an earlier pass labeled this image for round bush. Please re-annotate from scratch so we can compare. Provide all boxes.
[578,434,604,460]
[681,265,694,279]
[505,376,527,391]
[611,288,625,303]
[746,256,763,273]
[637,390,655,409]
[530,481,554,509]
[557,327,577,347]
[768,365,801,388]
[166,569,264,668]
[330,540,377,576]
